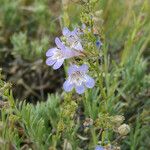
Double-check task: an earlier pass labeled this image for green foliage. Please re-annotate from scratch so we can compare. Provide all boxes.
[11,32,49,61]
[0,0,63,101]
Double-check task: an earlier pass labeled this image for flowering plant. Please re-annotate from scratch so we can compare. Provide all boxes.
[46,26,98,94]
[0,0,149,149]
[45,0,130,149]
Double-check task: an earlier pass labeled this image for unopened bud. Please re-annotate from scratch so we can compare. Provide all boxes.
[112,115,125,126]
[118,124,130,136]
[63,139,72,150]
[57,120,65,132]
[95,10,103,17]
[83,118,93,127]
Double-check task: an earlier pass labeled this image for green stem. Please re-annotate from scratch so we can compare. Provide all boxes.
[83,93,98,146]
[90,127,97,146]
[90,60,107,112]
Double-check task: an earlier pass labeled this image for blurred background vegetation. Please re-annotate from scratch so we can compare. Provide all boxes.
[0,0,64,102]
[0,0,150,149]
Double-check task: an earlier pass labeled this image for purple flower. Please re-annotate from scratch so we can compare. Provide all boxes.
[62,27,83,51]
[46,37,82,70]
[96,39,102,49]
[95,145,104,150]
[63,64,95,94]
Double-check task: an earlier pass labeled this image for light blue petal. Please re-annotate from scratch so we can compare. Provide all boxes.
[62,27,70,36]
[71,30,78,36]
[82,23,86,29]
[55,37,65,50]
[63,47,81,58]
[75,84,85,94]
[52,59,64,70]
[68,65,78,75]
[85,75,95,88]
[73,42,83,51]
[95,146,104,150]
[46,57,56,66]
[46,48,56,57]
[72,28,78,34]
[79,64,89,73]
[63,80,74,92]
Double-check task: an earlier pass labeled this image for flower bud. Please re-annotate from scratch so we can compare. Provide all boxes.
[95,10,103,17]
[118,124,130,136]
[112,115,125,126]
[83,118,93,127]
[57,120,65,132]
[63,139,72,150]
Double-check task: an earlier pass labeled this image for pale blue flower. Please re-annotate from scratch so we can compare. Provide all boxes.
[62,27,83,51]
[63,64,95,94]
[95,145,104,150]
[46,37,82,70]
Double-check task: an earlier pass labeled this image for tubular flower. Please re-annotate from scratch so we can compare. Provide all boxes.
[62,27,83,51]
[63,64,95,94]
[46,37,82,70]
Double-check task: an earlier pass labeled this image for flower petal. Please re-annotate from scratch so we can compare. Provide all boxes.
[52,59,64,70]
[46,57,56,66]
[62,27,70,36]
[79,64,89,73]
[71,29,78,36]
[68,65,78,75]
[63,80,74,92]
[85,75,95,88]
[55,37,65,50]
[46,48,56,57]
[63,47,82,58]
[73,42,83,51]
[75,84,85,94]
[95,146,104,150]
[82,24,86,29]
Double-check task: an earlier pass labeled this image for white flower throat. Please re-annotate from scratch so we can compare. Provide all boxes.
[52,49,63,60]
[69,71,86,86]
[67,35,80,49]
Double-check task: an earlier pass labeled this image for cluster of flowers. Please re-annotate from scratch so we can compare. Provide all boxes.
[46,27,100,94]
